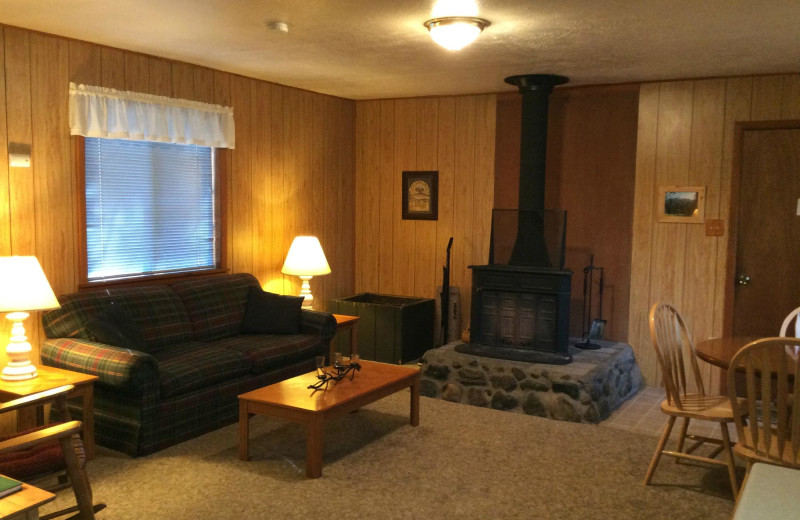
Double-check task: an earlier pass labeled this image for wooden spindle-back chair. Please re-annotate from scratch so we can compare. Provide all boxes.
[727,337,800,476]
[644,302,743,496]
[780,306,800,338]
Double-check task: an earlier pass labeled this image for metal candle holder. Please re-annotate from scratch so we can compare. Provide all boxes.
[308,359,361,391]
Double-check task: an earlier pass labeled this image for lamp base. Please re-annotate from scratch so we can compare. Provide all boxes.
[1,363,37,381]
[2,311,38,381]
[299,275,314,309]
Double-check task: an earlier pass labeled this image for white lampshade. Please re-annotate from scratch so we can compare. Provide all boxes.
[0,256,60,312]
[281,237,331,276]
[0,256,60,381]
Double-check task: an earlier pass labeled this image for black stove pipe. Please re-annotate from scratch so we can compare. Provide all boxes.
[503,74,569,266]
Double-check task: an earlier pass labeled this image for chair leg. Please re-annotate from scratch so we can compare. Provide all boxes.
[732,458,754,511]
[644,415,676,485]
[719,422,738,497]
[58,436,96,520]
[674,417,690,463]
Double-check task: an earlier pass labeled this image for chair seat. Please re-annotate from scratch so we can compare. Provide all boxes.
[734,430,800,469]
[661,394,747,421]
[0,426,66,481]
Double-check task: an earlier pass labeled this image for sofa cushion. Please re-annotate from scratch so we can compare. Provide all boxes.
[109,286,193,352]
[241,287,303,335]
[85,304,147,353]
[170,273,259,341]
[210,334,324,374]
[153,342,251,398]
[43,291,117,339]
[43,285,192,353]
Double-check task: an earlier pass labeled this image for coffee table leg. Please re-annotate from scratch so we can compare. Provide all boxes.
[239,400,250,461]
[410,377,420,427]
[306,415,324,478]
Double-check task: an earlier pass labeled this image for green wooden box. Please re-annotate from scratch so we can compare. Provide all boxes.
[328,293,435,364]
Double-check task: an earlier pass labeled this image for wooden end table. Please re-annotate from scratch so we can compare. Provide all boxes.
[331,314,360,362]
[0,480,55,520]
[0,366,98,460]
[238,360,420,478]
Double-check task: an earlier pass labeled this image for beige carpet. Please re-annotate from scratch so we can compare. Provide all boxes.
[41,392,736,519]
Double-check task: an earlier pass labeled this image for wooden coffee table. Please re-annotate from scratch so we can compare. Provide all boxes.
[238,360,420,478]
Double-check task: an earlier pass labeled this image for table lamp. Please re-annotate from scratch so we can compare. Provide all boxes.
[281,236,331,309]
[0,256,61,381]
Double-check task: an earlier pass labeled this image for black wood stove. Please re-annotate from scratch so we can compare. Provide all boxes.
[456,74,572,365]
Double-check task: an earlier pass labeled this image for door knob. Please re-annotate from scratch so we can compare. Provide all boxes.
[737,274,750,286]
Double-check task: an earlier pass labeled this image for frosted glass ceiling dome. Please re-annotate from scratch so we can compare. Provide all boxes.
[425,0,490,51]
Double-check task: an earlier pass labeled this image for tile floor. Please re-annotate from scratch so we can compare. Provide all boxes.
[599,385,738,443]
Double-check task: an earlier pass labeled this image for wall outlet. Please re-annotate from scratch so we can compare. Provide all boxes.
[705,219,725,236]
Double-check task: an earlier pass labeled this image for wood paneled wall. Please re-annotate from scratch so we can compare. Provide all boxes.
[628,74,800,386]
[0,25,355,368]
[353,96,496,331]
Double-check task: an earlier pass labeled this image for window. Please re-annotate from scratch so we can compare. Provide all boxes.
[83,137,220,283]
[68,82,234,284]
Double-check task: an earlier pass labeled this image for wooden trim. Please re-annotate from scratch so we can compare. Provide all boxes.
[74,137,230,291]
[77,268,230,291]
[722,119,800,336]
[730,119,800,131]
[75,136,89,286]
[216,147,229,272]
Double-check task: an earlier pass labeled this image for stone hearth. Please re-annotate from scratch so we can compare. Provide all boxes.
[419,339,642,423]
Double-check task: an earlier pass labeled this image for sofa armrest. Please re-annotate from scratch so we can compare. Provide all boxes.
[299,310,337,344]
[41,338,159,392]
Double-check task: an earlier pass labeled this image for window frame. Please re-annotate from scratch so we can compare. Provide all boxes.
[75,136,228,289]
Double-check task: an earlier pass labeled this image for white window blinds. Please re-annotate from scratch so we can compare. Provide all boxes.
[85,138,217,282]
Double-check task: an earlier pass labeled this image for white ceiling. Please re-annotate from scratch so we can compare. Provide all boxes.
[1,0,799,100]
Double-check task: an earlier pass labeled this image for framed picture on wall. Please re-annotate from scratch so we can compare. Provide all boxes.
[658,185,706,223]
[402,171,438,220]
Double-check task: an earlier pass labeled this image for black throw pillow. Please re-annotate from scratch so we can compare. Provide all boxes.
[85,304,147,352]
[241,287,303,335]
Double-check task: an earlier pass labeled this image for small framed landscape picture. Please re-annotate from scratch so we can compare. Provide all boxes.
[402,171,438,220]
[658,185,705,223]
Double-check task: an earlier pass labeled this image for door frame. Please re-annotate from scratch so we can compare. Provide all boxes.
[723,119,800,336]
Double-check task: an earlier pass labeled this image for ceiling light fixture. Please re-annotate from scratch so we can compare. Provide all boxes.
[424,16,490,50]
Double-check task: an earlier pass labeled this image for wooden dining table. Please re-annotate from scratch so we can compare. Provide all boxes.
[695,336,760,371]
[696,336,799,394]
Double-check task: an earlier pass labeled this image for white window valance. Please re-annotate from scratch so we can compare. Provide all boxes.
[68,82,235,149]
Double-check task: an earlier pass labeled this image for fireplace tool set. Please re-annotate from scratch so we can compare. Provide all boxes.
[577,254,605,350]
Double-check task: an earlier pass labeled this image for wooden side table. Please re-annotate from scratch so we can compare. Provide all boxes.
[0,481,55,520]
[331,314,360,362]
[0,366,98,460]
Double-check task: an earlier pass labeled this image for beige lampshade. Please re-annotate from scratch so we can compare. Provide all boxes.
[281,236,331,276]
[0,256,60,312]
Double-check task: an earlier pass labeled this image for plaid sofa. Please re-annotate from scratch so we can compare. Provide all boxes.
[41,273,336,457]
